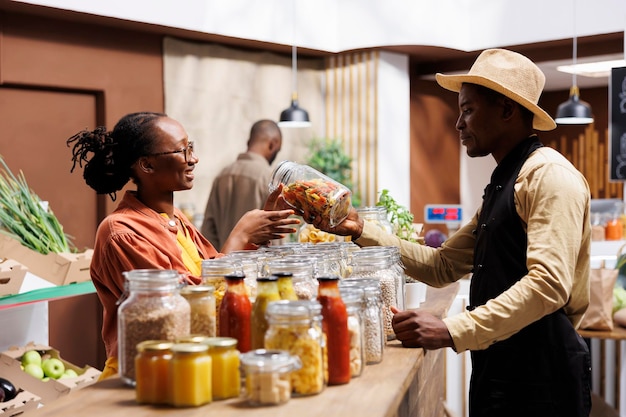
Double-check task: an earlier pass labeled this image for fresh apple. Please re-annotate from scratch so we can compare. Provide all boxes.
[41,358,65,379]
[23,363,45,380]
[21,350,42,367]
[61,369,78,378]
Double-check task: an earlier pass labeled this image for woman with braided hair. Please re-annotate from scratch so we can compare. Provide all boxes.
[67,112,299,379]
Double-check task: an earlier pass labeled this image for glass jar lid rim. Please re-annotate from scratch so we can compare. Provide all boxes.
[201,337,238,348]
[180,284,215,294]
[170,342,208,353]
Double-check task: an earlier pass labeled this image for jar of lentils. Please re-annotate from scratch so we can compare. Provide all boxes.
[118,269,190,386]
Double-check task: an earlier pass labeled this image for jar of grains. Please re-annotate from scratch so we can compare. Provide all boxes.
[341,278,384,364]
[268,160,352,228]
[348,248,404,340]
[180,285,216,337]
[118,269,190,386]
[264,300,326,396]
[339,287,364,378]
[267,258,317,300]
[240,349,302,406]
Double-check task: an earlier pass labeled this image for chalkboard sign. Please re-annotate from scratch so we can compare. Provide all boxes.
[609,66,626,181]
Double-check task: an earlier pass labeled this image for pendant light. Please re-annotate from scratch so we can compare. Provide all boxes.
[278,1,311,128]
[555,1,593,125]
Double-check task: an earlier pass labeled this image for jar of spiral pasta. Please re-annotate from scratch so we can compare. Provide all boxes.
[264,300,325,396]
[269,160,352,227]
[118,269,190,386]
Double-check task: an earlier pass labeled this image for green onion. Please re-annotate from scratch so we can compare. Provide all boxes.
[0,155,73,254]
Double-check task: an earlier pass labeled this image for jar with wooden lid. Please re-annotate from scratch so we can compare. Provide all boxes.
[180,284,216,337]
[317,276,350,385]
[202,337,240,400]
[169,342,212,407]
[240,349,302,406]
[265,300,325,396]
[134,340,173,405]
[218,273,252,352]
[118,269,190,386]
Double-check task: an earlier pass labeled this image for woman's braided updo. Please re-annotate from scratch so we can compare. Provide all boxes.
[67,112,166,200]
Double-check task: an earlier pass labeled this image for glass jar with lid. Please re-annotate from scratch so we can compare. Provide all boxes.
[240,349,302,406]
[118,269,190,386]
[169,342,212,407]
[251,276,281,349]
[317,276,350,385]
[202,337,240,400]
[348,248,404,340]
[218,273,251,353]
[134,340,173,405]
[264,300,325,396]
[341,278,384,364]
[180,285,216,337]
[356,206,394,234]
[267,258,317,300]
[269,160,352,227]
[338,287,364,378]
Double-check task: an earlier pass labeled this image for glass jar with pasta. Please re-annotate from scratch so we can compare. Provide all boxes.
[269,160,352,227]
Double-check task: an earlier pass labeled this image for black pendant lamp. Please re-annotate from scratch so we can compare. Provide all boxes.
[279,44,311,128]
[555,3,593,125]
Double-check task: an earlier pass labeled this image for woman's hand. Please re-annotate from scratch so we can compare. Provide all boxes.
[221,207,300,252]
[263,183,292,211]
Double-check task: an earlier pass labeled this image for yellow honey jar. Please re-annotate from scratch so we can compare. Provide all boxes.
[169,342,212,407]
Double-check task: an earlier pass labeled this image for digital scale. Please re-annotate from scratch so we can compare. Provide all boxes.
[423,204,463,231]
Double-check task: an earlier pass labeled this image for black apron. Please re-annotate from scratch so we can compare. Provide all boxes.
[468,136,591,417]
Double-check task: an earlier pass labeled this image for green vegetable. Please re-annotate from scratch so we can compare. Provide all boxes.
[614,285,626,314]
[376,189,418,243]
[0,155,73,254]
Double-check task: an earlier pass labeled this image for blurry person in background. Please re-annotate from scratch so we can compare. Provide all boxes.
[308,49,591,417]
[67,112,298,380]
[201,119,283,250]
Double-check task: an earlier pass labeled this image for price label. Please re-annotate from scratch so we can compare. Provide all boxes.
[424,204,463,224]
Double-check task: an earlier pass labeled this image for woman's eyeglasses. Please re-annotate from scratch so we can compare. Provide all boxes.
[149,141,195,162]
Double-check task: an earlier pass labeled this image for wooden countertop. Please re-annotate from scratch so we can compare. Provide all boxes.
[31,283,460,417]
[578,325,626,341]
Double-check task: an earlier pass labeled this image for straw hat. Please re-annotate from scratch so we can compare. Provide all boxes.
[435,48,556,131]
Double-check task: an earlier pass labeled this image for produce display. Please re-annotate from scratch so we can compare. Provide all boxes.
[0,377,17,402]
[19,350,78,380]
[282,178,351,227]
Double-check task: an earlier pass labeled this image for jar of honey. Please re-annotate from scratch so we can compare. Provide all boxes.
[169,342,212,407]
[134,340,173,405]
[202,337,240,400]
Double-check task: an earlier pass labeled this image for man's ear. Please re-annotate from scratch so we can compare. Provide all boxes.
[501,97,516,121]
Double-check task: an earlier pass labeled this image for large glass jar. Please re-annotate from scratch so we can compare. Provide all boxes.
[202,337,240,400]
[340,278,384,364]
[267,258,317,300]
[317,276,350,385]
[269,160,352,227]
[357,206,394,234]
[218,273,252,353]
[180,285,216,337]
[251,276,281,349]
[240,349,302,406]
[118,269,190,386]
[265,300,325,396]
[348,248,404,340]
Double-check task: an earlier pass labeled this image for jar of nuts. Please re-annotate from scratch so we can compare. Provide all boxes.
[118,269,190,386]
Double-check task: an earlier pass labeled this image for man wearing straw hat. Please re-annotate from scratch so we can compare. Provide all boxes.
[309,49,592,416]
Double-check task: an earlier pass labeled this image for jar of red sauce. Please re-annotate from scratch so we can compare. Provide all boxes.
[218,273,251,352]
[317,276,350,385]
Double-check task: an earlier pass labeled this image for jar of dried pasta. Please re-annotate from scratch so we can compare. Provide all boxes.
[118,269,190,386]
[264,300,325,396]
[269,160,352,227]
